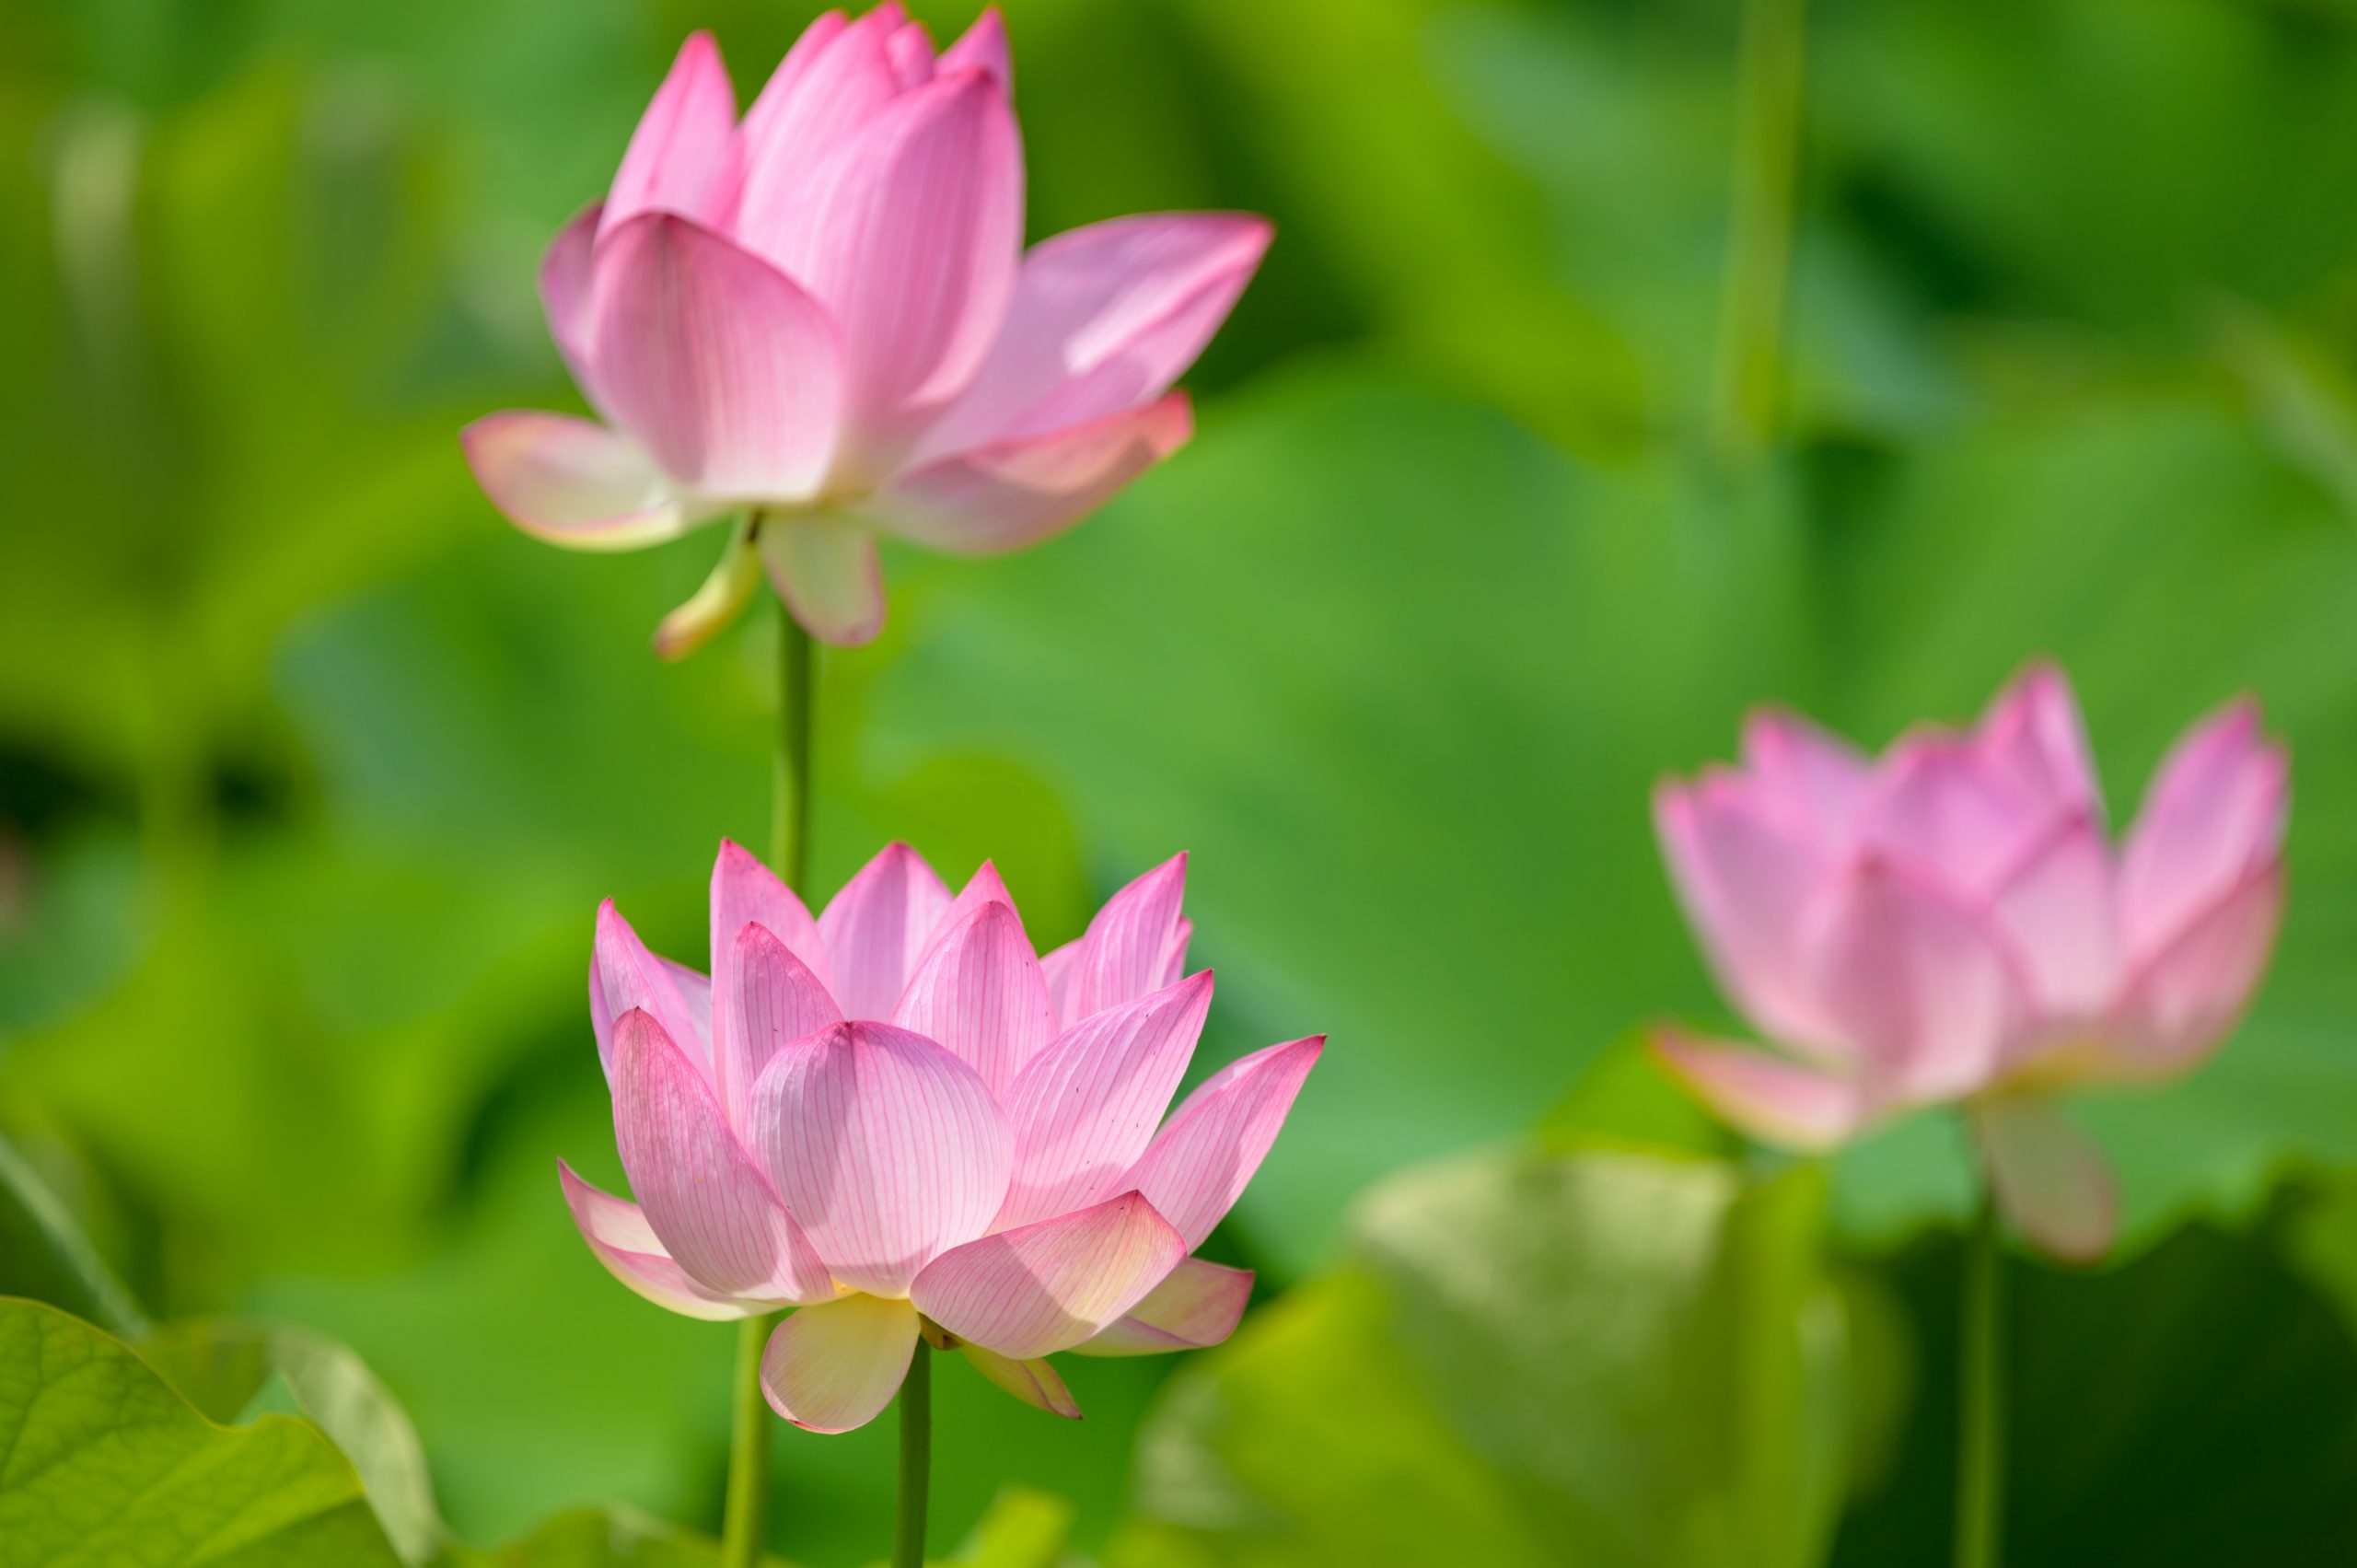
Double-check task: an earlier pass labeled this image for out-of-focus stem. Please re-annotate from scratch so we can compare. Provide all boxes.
[1956,1186,2004,1568]
[1713,0,1809,463]
[893,1344,934,1568]
[771,603,816,891]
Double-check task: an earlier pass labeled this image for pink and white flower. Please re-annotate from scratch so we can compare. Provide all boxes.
[463,6,1271,654]
[1652,664,2287,1261]
[562,841,1320,1431]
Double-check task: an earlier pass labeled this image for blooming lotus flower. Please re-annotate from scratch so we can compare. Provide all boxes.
[560,841,1320,1431]
[462,6,1271,653]
[1652,665,2286,1260]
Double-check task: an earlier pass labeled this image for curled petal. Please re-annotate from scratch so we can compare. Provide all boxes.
[1649,1028,1867,1152]
[892,900,1057,1098]
[712,839,831,990]
[761,1294,920,1434]
[461,412,684,552]
[558,1160,759,1320]
[714,923,844,1137]
[1124,1036,1322,1251]
[957,1342,1078,1418]
[1972,1097,2119,1264]
[911,1191,1185,1359]
[1068,1256,1253,1358]
[2118,701,2288,960]
[1060,853,1189,1025]
[760,515,887,647]
[1976,662,2102,822]
[601,32,742,240]
[590,900,709,1081]
[818,843,953,1021]
[2104,864,2284,1080]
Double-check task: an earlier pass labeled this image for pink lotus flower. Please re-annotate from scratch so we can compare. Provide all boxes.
[462,6,1271,653]
[1652,666,2286,1260]
[560,841,1320,1432]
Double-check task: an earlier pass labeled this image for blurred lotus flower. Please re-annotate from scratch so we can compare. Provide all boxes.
[462,6,1271,653]
[1652,665,2286,1260]
[561,841,1320,1432]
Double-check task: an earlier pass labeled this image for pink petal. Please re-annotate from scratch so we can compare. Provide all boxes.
[1123,1035,1322,1250]
[911,1191,1186,1358]
[743,70,1024,467]
[1860,735,2047,898]
[885,20,936,88]
[2105,864,2284,1080]
[714,923,844,1138]
[912,213,1269,460]
[1067,1257,1253,1358]
[761,1293,919,1434]
[660,958,715,1061]
[590,900,709,1082]
[2118,701,2288,960]
[710,839,830,990]
[1649,1028,1867,1152]
[914,859,1019,970]
[748,1020,1011,1296]
[736,6,899,195]
[994,972,1215,1230]
[1738,708,1873,846]
[759,516,886,647]
[601,32,742,241]
[1976,662,2102,823]
[460,412,684,552]
[867,393,1192,556]
[1040,937,1079,1025]
[1986,810,2118,1025]
[540,204,602,385]
[610,1010,835,1304]
[1972,1097,2119,1264]
[818,843,954,1020]
[891,901,1057,1098]
[1060,853,1189,1025]
[1802,860,2027,1103]
[557,1159,759,1320]
[585,213,844,500]
[956,1342,1078,1418]
[939,8,1011,91]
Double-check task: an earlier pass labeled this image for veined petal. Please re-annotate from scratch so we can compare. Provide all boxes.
[714,923,843,1138]
[1649,1028,1867,1152]
[761,1294,919,1434]
[1977,662,2102,823]
[737,8,900,215]
[1987,809,2118,1025]
[2104,864,2283,1081]
[2118,700,2288,960]
[749,1021,1011,1296]
[1123,1035,1322,1250]
[868,394,1191,556]
[1061,853,1188,1025]
[995,972,1214,1230]
[913,213,1268,460]
[917,859,1019,970]
[586,213,844,500]
[601,32,741,240]
[957,1343,1078,1418]
[1972,1097,2119,1264]
[711,839,830,989]
[1067,1256,1252,1358]
[912,1191,1185,1358]
[759,515,887,647]
[460,412,685,552]
[611,1010,835,1303]
[892,900,1057,1098]
[818,843,953,1020]
[558,1160,760,1320]
[590,900,709,1082]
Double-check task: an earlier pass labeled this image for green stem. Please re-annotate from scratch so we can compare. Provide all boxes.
[894,1344,934,1568]
[1712,0,1809,463]
[720,598,819,1568]
[1956,1187,2004,1568]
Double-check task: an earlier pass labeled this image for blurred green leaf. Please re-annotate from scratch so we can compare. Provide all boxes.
[475,1507,791,1568]
[0,1132,145,1338]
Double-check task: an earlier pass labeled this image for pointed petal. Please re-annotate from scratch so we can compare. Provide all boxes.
[2105,864,2284,1079]
[558,1160,761,1320]
[1977,662,2102,822]
[995,972,1214,1230]
[586,213,844,499]
[737,9,899,209]
[885,20,936,87]
[940,8,1011,91]
[1973,1097,2119,1264]
[1124,1036,1322,1250]
[1738,708,1872,845]
[760,515,887,647]
[590,900,709,1081]
[461,412,684,552]
[893,901,1057,1097]
[1067,1256,1252,1357]
[957,1342,1078,1417]
[818,843,954,1020]
[1987,810,2118,1024]
[912,1191,1186,1358]
[870,393,1192,555]
[1062,853,1189,1024]
[913,212,1267,459]
[1649,1028,1867,1152]
[749,1021,1011,1295]
[712,839,830,987]
[761,1294,919,1434]
[601,32,741,239]
[2118,701,2288,960]
[611,1010,835,1303]
[714,922,845,1136]
[914,858,1019,972]
[1861,736,2047,897]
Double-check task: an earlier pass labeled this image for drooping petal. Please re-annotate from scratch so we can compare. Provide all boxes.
[2117,701,2288,961]
[1649,1028,1868,1152]
[610,1010,835,1304]
[818,843,953,1020]
[585,213,844,501]
[1067,1256,1253,1358]
[749,1020,1011,1296]
[1986,810,2118,1024]
[590,900,709,1081]
[1860,735,2047,898]
[1976,662,2102,823]
[652,519,765,661]
[1738,708,1873,847]
[558,1160,758,1320]
[737,9,900,215]
[995,972,1215,1230]
[912,212,1269,460]
[601,32,742,240]
[911,1191,1185,1358]
[714,923,844,1137]
[957,1342,1079,1418]
[759,515,886,647]
[1122,1036,1322,1250]
[1060,853,1189,1025]
[2104,864,2284,1080]
[761,1293,920,1434]
[460,412,685,552]
[1802,860,2027,1104]
[867,394,1192,556]
[938,7,1011,91]
[710,839,830,987]
[892,900,1057,1098]
[1972,1097,2119,1264]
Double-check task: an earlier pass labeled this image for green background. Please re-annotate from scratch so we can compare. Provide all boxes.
[6,0,2357,1562]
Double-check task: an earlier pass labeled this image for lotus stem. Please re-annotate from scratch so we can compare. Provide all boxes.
[894,1343,934,1568]
[1956,1184,2004,1568]
[1713,0,1808,462]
